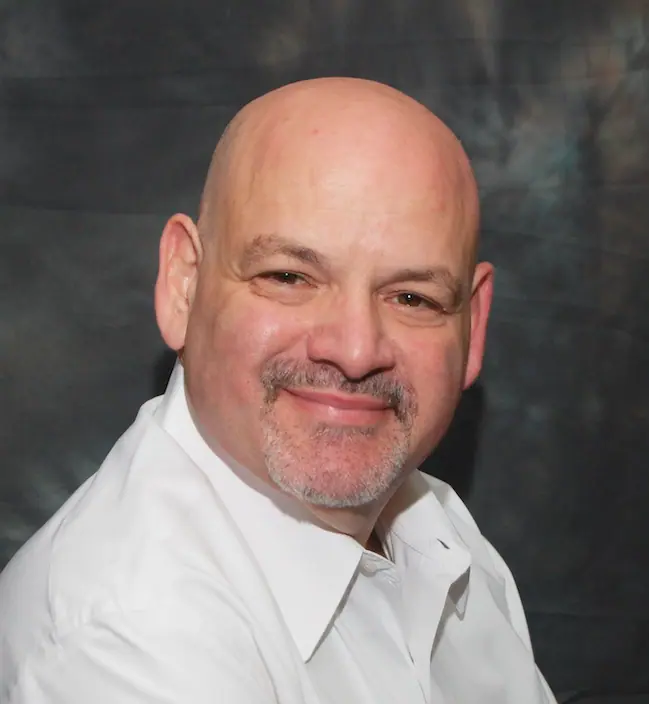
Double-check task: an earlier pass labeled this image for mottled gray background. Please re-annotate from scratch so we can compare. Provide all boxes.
[1,1,649,702]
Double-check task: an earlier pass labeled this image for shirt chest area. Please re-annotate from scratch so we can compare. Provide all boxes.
[304,551,530,704]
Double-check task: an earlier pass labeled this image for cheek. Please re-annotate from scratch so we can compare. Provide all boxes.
[184,292,313,469]
[201,294,308,401]
[405,334,466,426]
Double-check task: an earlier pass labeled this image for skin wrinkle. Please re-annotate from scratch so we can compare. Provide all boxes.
[154,76,493,547]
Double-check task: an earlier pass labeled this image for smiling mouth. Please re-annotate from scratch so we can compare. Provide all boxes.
[280,387,392,425]
[286,387,390,410]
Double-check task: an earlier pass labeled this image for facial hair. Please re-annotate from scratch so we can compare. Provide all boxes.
[259,358,417,508]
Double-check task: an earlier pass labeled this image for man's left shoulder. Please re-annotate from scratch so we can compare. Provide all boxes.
[418,473,485,542]
[418,472,514,583]
[418,471,534,644]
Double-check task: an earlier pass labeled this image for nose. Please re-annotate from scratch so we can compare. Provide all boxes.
[306,294,396,381]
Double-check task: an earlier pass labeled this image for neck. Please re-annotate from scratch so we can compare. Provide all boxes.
[303,488,397,552]
[366,528,387,558]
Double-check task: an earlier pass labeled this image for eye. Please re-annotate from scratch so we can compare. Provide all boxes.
[258,271,308,286]
[392,292,444,311]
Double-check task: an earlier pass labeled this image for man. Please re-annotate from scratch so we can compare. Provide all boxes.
[0,77,556,703]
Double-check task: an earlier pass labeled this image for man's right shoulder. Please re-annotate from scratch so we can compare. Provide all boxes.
[0,403,254,691]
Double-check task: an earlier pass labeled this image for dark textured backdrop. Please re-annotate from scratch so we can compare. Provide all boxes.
[2,2,649,702]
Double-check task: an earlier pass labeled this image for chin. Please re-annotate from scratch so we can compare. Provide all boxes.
[264,441,410,510]
[259,394,415,505]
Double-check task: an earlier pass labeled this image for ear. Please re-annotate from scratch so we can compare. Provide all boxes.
[154,213,203,351]
[463,261,494,390]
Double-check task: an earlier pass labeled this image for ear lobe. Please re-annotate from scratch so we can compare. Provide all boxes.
[154,213,203,351]
[463,261,494,390]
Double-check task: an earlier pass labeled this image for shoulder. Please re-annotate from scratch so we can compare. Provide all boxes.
[0,401,254,692]
[3,589,277,704]
[419,471,495,550]
[419,471,533,646]
[419,471,515,578]
[418,473,484,538]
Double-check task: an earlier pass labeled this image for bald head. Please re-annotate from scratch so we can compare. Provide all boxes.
[198,77,479,270]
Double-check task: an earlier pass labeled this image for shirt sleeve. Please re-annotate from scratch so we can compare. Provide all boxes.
[483,539,559,704]
[9,598,280,704]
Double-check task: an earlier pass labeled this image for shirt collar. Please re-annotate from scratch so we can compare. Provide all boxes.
[379,471,472,615]
[154,363,364,661]
[154,362,472,657]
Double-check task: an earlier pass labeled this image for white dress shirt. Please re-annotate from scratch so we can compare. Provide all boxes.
[0,364,557,703]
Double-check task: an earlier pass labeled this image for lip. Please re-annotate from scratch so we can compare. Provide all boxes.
[283,387,390,415]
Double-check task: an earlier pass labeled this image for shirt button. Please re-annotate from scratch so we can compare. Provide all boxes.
[360,556,379,575]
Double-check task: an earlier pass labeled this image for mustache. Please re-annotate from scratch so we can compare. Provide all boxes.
[260,359,417,425]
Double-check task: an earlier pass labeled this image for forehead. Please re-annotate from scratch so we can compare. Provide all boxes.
[244,107,464,199]
[221,109,477,274]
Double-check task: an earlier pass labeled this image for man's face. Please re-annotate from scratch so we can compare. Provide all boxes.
[182,125,480,509]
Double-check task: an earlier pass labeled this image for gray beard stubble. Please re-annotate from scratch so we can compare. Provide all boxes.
[258,359,418,508]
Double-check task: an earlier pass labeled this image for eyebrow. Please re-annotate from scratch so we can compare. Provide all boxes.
[240,234,326,269]
[384,267,461,289]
